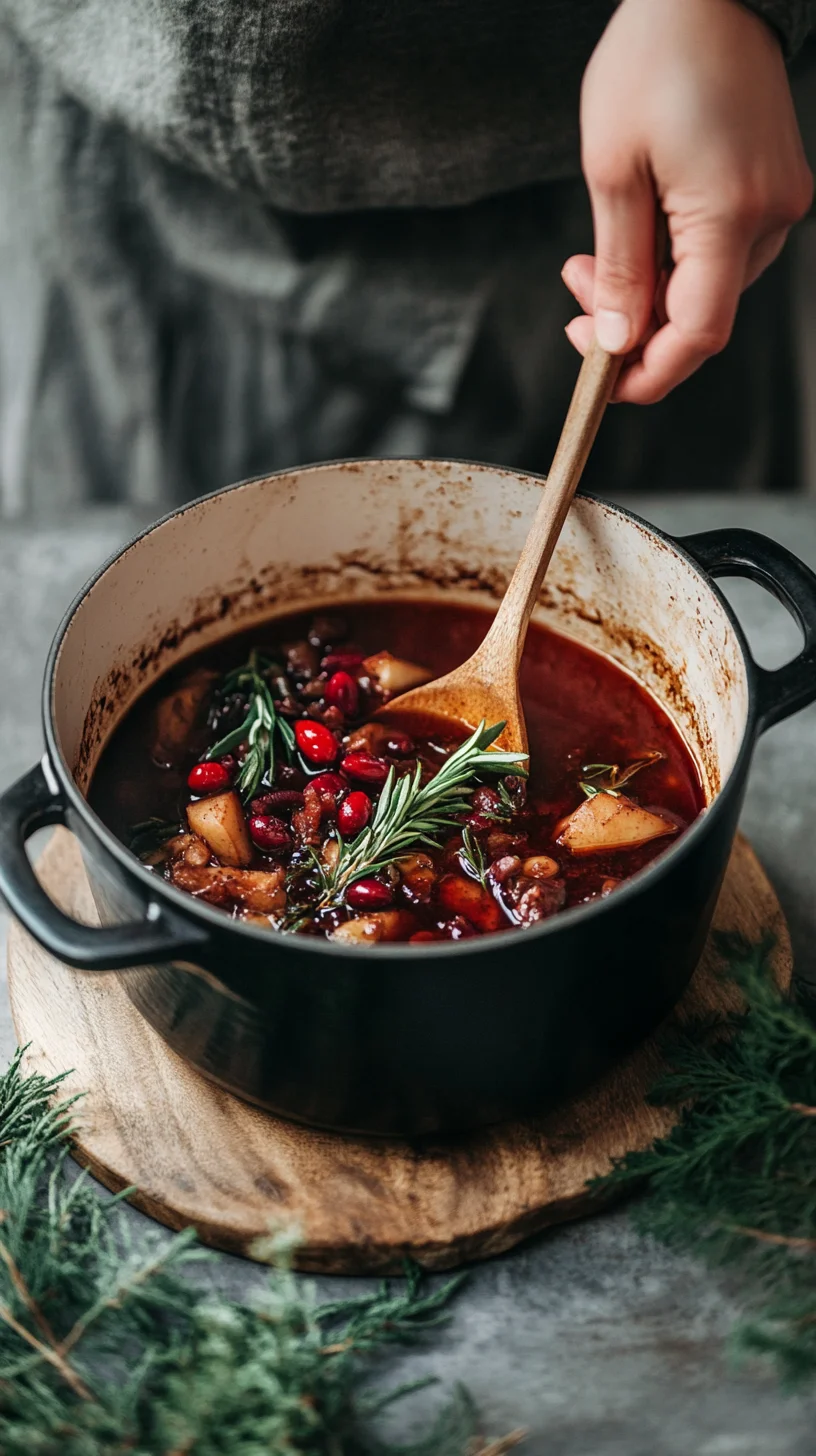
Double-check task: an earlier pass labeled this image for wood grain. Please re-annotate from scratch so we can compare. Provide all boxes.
[7,827,790,1275]
[374,338,620,753]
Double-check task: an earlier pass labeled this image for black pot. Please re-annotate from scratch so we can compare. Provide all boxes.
[1,461,815,1135]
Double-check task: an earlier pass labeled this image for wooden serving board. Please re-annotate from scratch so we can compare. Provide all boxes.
[8,829,790,1275]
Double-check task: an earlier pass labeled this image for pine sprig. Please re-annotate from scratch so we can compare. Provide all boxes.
[207,649,295,801]
[596,935,816,1385]
[316,721,527,911]
[0,1049,518,1453]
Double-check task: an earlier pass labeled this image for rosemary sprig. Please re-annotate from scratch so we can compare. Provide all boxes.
[460,825,489,889]
[207,649,295,801]
[580,751,663,800]
[314,720,527,913]
[128,817,182,860]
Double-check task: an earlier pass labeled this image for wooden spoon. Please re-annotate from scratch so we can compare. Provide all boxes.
[375,336,624,754]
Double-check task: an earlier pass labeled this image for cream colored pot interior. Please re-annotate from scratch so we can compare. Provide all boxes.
[52,460,750,803]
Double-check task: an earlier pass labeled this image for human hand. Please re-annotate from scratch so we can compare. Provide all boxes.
[562,0,813,403]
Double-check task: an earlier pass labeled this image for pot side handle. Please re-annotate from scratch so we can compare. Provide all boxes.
[678,527,816,733]
[0,762,209,971]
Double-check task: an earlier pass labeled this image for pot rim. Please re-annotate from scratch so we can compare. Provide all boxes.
[42,457,759,963]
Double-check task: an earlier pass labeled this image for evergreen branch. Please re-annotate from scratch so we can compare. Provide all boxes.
[316,721,527,911]
[596,935,816,1385]
[0,1051,515,1453]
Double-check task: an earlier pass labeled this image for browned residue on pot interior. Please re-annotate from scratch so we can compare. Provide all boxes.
[74,558,719,803]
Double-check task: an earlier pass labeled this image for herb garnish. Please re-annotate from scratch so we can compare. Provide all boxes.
[460,825,489,889]
[207,649,296,801]
[312,720,526,914]
[579,751,663,800]
[128,817,181,860]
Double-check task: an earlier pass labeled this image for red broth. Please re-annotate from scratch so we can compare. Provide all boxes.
[89,601,704,943]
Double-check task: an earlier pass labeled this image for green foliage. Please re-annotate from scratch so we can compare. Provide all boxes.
[598,935,816,1385]
[316,720,527,912]
[0,1050,520,1455]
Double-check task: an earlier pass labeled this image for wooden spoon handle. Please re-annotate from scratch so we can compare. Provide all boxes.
[475,336,621,678]
[476,210,670,682]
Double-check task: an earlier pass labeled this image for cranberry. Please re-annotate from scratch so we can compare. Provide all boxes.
[250,790,304,814]
[385,730,415,758]
[294,719,339,766]
[346,877,394,910]
[187,761,231,795]
[308,771,346,806]
[340,751,390,786]
[337,790,372,836]
[325,670,360,717]
[465,812,493,834]
[322,651,364,672]
[218,754,238,778]
[248,814,293,853]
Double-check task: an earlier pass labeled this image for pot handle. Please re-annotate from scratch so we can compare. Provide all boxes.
[678,527,816,733]
[0,761,209,971]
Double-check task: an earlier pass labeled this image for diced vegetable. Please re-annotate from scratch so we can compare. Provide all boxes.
[186,790,253,867]
[437,874,502,933]
[330,910,418,944]
[555,792,678,856]
[362,651,433,694]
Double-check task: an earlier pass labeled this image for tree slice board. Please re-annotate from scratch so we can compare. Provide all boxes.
[7,828,790,1275]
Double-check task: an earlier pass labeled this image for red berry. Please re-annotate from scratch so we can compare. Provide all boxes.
[346,877,393,910]
[337,790,372,836]
[385,730,415,758]
[308,771,346,806]
[187,761,231,795]
[248,814,293,853]
[322,652,364,672]
[465,812,493,834]
[219,754,238,778]
[294,719,339,766]
[340,751,390,786]
[325,670,359,718]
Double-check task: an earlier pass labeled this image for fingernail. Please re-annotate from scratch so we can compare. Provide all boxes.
[595,308,631,353]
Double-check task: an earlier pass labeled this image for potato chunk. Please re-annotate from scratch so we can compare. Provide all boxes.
[555,792,677,856]
[362,651,432,694]
[330,910,418,945]
[187,790,252,867]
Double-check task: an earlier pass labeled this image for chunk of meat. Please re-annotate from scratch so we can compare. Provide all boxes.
[292,783,323,846]
[330,909,418,944]
[169,863,286,915]
[361,651,433,695]
[513,878,567,926]
[187,790,252,867]
[345,722,394,756]
[555,792,678,856]
[151,668,218,768]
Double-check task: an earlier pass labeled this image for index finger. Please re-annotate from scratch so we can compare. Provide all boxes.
[613,237,750,404]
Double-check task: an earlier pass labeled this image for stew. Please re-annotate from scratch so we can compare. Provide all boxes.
[89,602,705,944]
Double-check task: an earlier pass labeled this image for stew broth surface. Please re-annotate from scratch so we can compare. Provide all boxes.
[90,601,704,942]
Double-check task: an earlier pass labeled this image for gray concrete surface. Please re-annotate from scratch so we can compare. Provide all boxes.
[1,495,815,1453]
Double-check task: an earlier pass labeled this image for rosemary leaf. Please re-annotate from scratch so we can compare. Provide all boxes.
[312,720,527,914]
[207,651,294,802]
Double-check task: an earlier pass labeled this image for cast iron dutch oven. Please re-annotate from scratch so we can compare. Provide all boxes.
[1,460,815,1136]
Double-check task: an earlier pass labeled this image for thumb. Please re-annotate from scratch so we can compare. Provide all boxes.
[588,164,658,355]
